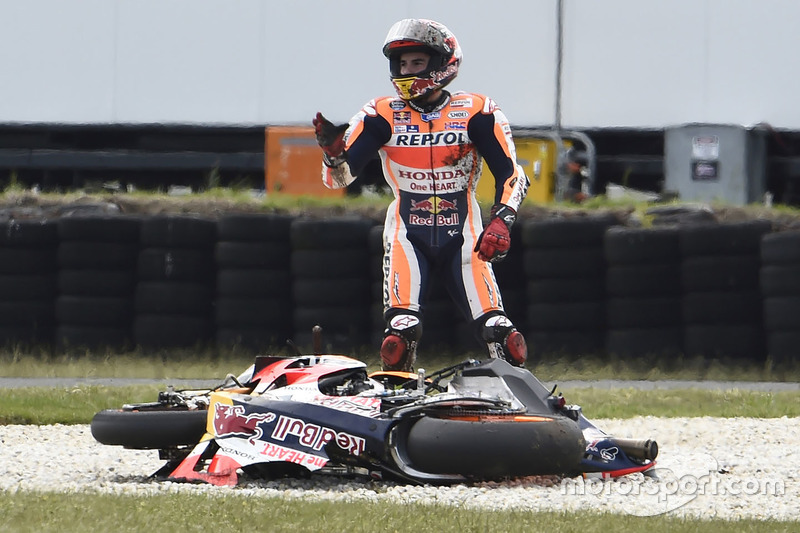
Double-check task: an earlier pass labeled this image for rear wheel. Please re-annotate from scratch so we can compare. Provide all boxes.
[400,414,585,479]
[91,408,207,449]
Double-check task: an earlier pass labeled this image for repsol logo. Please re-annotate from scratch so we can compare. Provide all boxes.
[394,132,467,146]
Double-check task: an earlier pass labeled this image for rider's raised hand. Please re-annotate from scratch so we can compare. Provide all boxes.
[313,112,348,163]
[475,204,516,262]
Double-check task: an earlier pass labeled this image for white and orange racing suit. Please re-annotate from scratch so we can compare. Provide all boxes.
[322,91,529,331]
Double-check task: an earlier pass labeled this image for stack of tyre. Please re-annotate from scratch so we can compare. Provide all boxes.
[368,224,386,349]
[679,221,772,360]
[521,215,618,359]
[55,216,141,349]
[603,226,683,358]
[134,216,217,348]
[760,229,800,366]
[215,214,293,352]
[290,216,376,352]
[0,219,59,346]
[491,222,527,351]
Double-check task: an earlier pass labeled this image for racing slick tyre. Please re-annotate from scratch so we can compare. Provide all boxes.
[760,265,800,296]
[57,216,142,243]
[679,221,772,256]
[0,219,58,246]
[681,255,761,291]
[0,248,57,275]
[58,242,139,269]
[761,230,800,264]
[290,216,375,250]
[140,216,217,248]
[91,408,208,449]
[603,226,680,264]
[521,215,619,248]
[217,213,293,243]
[400,414,585,479]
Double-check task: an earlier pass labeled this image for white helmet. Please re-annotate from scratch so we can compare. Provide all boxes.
[382,19,462,101]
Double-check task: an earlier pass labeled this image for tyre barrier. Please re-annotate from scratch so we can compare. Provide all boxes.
[604,226,683,358]
[134,216,217,348]
[0,219,59,345]
[491,223,527,350]
[679,221,771,360]
[368,224,386,349]
[761,230,800,365]
[521,215,619,358]
[0,213,797,363]
[290,216,376,352]
[55,216,141,349]
[215,213,293,351]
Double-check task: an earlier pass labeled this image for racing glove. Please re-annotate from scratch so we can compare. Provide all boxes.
[475,204,516,262]
[313,112,348,167]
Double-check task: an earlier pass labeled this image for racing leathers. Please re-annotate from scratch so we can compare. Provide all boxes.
[321,91,529,368]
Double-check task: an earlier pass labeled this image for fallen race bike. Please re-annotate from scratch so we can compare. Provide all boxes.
[91,339,658,486]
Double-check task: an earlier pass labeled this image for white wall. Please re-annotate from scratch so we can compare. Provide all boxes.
[563,0,800,128]
[0,0,797,128]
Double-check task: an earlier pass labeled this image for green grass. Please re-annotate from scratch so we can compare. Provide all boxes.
[0,188,394,218]
[0,385,162,425]
[2,347,799,425]
[1,384,798,426]
[531,353,800,383]
[560,388,800,419]
[6,185,800,224]
[0,349,258,380]
[2,349,799,382]
[0,491,795,533]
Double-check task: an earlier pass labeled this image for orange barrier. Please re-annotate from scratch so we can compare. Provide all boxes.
[264,126,345,197]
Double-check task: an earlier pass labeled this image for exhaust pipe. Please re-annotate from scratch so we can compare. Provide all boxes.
[615,438,658,461]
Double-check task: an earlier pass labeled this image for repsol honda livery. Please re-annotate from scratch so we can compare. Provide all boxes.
[315,18,530,372]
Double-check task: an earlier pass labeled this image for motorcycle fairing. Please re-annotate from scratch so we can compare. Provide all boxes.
[95,354,658,486]
[166,391,394,486]
[578,416,656,477]
[247,355,369,394]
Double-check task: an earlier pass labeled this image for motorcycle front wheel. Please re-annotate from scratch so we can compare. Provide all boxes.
[91,408,208,449]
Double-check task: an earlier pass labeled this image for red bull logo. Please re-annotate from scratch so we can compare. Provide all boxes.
[409,213,460,227]
[393,111,411,124]
[409,196,458,214]
[437,198,457,211]
[271,415,366,457]
[213,403,276,442]
[409,198,435,212]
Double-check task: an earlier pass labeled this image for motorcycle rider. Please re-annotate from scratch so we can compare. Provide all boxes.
[313,18,529,371]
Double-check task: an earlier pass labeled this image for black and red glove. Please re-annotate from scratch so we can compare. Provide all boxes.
[475,204,516,262]
[313,112,348,166]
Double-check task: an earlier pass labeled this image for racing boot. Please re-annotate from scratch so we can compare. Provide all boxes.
[380,312,422,371]
[479,313,528,367]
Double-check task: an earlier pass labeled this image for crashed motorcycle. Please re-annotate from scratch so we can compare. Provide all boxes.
[91,344,658,486]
